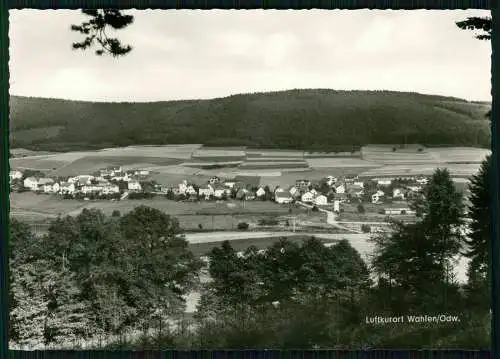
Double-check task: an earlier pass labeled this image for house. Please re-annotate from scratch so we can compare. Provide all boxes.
[333,200,340,213]
[112,173,130,182]
[223,181,236,189]
[9,170,23,181]
[376,178,392,186]
[59,182,76,194]
[288,186,299,196]
[372,190,385,204]
[128,180,142,191]
[213,186,226,199]
[178,180,188,194]
[407,185,422,192]
[100,184,120,194]
[256,187,266,198]
[392,188,406,200]
[134,169,150,176]
[325,176,337,187]
[68,175,94,187]
[81,185,101,194]
[199,185,214,198]
[353,181,365,188]
[24,177,54,191]
[23,177,40,191]
[335,184,346,194]
[384,208,415,215]
[186,185,198,196]
[43,182,60,193]
[296,179,311,188]
[275,191,293,204]
[301,192,315,203]
[310,188,318,196]
[416,177,429,185]
[315,195,328,206]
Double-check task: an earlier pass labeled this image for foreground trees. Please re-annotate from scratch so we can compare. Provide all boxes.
[9,206,202,348]
[8,161,494,349]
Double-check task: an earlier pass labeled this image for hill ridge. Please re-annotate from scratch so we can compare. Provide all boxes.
[9,89,491,152]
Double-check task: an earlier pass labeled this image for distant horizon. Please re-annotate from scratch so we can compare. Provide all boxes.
[9,88,492,104]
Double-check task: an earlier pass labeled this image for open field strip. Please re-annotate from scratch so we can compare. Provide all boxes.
[245,150,305,157]
[359,163,482,178]
[306,158,382,168]
[425,147,491,163]
[96,145,202,159]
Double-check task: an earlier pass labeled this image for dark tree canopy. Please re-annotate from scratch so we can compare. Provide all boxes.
[456,17,492,41]
[71,10,134,57]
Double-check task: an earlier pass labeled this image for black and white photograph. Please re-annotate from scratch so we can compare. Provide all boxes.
[7,9,493,349]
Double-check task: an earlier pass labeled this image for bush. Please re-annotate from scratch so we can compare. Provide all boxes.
[361,224,371,233]
[357,203,365,214]
[258,218,279,226]
[198,224,203,229]
[311,205,319,212]
[237,222,249,230]
[112,210,121,217]
[392,147,397,152]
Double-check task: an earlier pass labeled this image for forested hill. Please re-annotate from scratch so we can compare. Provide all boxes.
[10,89,491,152]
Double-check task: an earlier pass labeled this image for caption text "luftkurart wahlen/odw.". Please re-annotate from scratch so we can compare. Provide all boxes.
[365,314,461,325]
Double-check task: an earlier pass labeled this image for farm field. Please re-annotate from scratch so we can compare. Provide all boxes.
[359,163,482,178]
[425,147,491,163]
[10,193,88,216]
[306,158,382,168]
[51,156,184,176]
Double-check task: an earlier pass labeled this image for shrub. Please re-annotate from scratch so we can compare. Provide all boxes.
[311,205,319,212]
[258,218,279,226]
[237,222,249,230]
[357,203,365,214]
[112,210,121,217]
[361,224,371,233]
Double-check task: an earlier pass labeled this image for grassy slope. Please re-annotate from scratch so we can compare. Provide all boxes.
[10,89,491,152]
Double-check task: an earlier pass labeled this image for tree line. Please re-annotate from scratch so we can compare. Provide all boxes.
[8,157,493,349]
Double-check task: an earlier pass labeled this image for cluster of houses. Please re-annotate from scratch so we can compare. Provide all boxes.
[11,166,149,197]
[10,164,430,213]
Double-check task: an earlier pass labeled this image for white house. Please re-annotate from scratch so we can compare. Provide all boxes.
[335,184,346,194]
[376,179,392,186]
[81,185,102,194]
[256,187,266,198]
[213,187,226,198]
[326,176,337,187]
[100,184,120,194]
[288,186,299,196]
[315,195,328,206]
[353,181,365,188]
[408,185,422,192]
[186,185,198,196]
[178,180,188,194]
[223,181,236,189]
[9,170,23,181]
[333,200,340,213]
[392,188,406,200]
[112,173,130,182]
[134,169,150,176]
[275,191,293,204]
[43,182,60,193]
[128,181,142,191]
[384,208,415,215]
[23,177,39,191]
[199,185,214,198]
[59,182,76,194]
[416,178,429,185]
[301,192,315,203]
[372,190,385,204]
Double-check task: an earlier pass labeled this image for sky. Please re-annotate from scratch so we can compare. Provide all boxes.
[9,9,492,102]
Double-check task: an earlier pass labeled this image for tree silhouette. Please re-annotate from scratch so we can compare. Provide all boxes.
[456,17,491,41]
[71,10,134,57]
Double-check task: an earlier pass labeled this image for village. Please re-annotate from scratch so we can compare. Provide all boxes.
[8,165,434,218]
